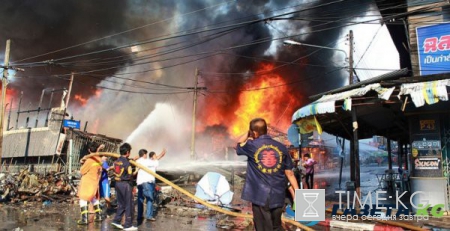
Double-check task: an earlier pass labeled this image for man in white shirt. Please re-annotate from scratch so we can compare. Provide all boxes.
[135,148,166,222]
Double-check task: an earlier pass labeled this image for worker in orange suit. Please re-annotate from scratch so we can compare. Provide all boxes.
[77,142,105,225]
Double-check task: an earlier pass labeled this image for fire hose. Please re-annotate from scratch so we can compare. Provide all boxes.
[84,152,314,231]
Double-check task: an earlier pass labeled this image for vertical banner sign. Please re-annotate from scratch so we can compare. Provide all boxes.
[416,23,450,76]
[55,133,66,155]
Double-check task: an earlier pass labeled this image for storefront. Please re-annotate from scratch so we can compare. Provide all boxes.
[291,71,450,211]
[406,105,450,210]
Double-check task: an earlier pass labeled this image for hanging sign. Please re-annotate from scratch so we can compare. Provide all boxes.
[63,119,80,129]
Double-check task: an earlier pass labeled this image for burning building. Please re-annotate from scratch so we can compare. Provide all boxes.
[1,88,121,174]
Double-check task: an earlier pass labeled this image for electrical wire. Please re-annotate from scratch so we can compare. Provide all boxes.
[12,1,442,76]
[12,0,347,67]
[12,0,237,64]
[10,1,449,91]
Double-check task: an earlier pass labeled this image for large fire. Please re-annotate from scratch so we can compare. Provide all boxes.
[201,63,301,139]
[228,63,298,137]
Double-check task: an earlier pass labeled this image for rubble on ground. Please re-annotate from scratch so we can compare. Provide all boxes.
[0,169,75,203]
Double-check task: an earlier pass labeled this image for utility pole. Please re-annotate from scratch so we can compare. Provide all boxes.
[190,68,199,160]
[348,30,361,202]
[349,30,354,85]
[66,73,74,109]
[0,39,11,162]
[66,73,74,176]
[188,68,207,160]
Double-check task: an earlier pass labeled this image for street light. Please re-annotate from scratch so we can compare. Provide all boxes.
[283,39,357,84]
[283,39,348,60]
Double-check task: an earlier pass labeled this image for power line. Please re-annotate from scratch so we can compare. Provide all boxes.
[10,0,446,92]
[15,1,440,73]
[13,0,347,66]
[12,0,237,63]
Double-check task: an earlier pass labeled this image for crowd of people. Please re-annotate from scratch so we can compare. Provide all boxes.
[76,117,316,231]
[77,142,166,231]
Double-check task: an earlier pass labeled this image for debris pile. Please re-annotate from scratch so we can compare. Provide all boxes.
[0,169,75,203]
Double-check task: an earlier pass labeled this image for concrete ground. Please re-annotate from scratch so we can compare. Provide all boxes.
[0,163,449,230]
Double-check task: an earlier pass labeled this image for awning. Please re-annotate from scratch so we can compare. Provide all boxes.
[398,79,450,107]
[292,83,395,122]
[290,72,450,141]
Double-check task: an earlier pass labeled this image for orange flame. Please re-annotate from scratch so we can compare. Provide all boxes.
[4,88,16,106]
[95,89,102,97]
[74,94,88,106]
[228,63,298,137]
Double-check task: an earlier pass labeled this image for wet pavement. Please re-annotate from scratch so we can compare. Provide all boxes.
[1,164,450,230]
[0,202,250,231]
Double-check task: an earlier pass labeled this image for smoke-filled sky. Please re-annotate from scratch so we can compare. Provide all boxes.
[0,0,399,160]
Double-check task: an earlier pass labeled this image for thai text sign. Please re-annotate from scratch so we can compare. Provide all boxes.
[411,140,440,150]
[63,119,80,129]
[417,23,450,76]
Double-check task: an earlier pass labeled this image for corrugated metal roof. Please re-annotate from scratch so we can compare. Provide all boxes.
[309,68,409,100]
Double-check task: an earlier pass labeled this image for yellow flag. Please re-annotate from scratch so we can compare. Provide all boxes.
[314,116,322,134]
[296,116,322,134]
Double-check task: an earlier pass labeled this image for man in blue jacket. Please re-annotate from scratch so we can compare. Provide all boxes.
[236,118,299,231]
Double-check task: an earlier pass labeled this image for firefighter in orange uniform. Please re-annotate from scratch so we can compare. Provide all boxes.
[77,142,105,225]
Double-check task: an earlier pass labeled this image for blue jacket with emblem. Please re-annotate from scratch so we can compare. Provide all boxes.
[236,134,293,209]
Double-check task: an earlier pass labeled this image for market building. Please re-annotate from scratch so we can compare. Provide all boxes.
[291,0,450,211]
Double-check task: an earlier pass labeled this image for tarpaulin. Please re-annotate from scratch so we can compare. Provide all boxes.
[399,79,450,107]
[292,83,395,122]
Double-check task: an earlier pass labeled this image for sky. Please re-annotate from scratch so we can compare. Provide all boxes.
[0,0,399,160]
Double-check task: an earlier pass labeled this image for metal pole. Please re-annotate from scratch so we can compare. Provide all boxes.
[0,39,11,161]
[350,139,355,181]
[68,139,73,175]
[298,131,304,189]
[398,140,403,169]
[65,73,74,109]
[16,91,23,129]
[338,138,345,190]
[7,98,12,131]
[35,89,46,128]
[349,30,354,85]
[352,108,360,200]
[348,30,361,201]
[190,68,199,160]
[387,137,392,170]
[25,114,29,128]
[45,89,55,127]
[55,75,73,161]
[404,144,409,170]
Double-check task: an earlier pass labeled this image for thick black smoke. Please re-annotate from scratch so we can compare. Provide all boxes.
[0,0,141,108]
[0,0,376,155]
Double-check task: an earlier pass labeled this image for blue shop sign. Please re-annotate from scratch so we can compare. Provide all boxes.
[416,23,450,76]
[63,119,80,129]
